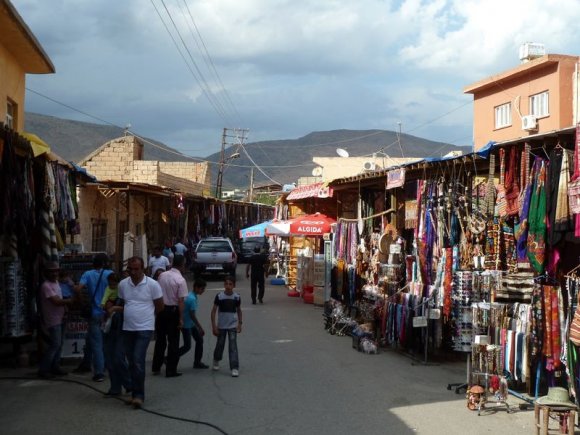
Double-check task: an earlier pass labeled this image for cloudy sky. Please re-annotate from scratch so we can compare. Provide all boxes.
[15,0,580,157]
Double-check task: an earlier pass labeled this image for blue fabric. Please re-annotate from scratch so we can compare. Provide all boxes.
[80,268,113,316]
[103,328,131,394]
[39,323,64,374]
[183,293,198,329]
[123,330,153,401]
[88,314,105,375]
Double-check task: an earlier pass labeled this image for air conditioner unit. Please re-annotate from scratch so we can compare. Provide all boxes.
[363,161,376,171]
[522,115,538,131]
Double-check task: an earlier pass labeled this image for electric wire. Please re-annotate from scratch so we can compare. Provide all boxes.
[179,0,244,126]
[150,0,230,124]
[0,376,228,435]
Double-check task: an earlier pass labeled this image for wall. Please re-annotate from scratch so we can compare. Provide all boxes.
[83,137,142,181]
[0,44,25,132]
[313,157,420,181]
[466,55,580,150]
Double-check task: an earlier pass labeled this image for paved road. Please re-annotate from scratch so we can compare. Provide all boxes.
[1,273,538,434]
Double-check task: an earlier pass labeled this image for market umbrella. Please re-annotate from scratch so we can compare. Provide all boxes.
[288,212,335,236]
[265,220,291,236]
[239,220,272,239]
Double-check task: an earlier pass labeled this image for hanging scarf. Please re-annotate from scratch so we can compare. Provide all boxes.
[527,158,547,274]
[553,149,571,244]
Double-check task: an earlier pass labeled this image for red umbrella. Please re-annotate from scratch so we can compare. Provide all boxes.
[288,213,335,236]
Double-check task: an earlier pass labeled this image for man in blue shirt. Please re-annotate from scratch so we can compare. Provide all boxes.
[178,278,208,369]
[76,253,113,382]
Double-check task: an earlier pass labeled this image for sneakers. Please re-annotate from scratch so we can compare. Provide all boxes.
[212,361,220,371]
[193,362,209,369]
[92,374,105,382]
[231,369,239,377]
[132,398,143,409]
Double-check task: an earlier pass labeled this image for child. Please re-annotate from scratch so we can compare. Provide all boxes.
[178,278,208,368]
[211,276,242,377]
[101,273,131,396]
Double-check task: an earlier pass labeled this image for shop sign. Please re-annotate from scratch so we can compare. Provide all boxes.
[386,168,405,190]
[62,312,88,358]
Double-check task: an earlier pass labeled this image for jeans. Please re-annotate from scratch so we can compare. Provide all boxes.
[88,315,105,376]
[39,324,64,374]
[103,327,131,394]
[124,330,153,401]
[152,307,180,375]
[250,273,265,302]
[179,325,204,365]
[213,328,238,370]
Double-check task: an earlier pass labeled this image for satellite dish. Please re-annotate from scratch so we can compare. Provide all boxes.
[336,148,349,158]
[312,167,323,177]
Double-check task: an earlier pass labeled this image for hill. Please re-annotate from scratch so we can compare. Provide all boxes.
[24,112,469,189]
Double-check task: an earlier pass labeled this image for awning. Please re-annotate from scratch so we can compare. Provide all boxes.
[239,221,271,239]
[21,132,50,157]
[265,220,291,236]
[289,212,335,236]
[286,182,333,200]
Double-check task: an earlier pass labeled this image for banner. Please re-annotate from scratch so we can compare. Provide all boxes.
[386,168,405,189]
[62,312,88,358]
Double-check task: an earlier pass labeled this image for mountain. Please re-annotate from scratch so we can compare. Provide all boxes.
[24,112,469,189]
[24,112,190,163]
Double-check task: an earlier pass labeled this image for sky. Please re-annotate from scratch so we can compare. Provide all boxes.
[15,0,580,158]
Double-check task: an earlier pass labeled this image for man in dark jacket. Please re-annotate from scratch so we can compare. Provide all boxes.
[246,246,269,304]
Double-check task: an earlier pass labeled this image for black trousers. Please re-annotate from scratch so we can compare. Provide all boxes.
[152,307,180,375]
[251,273,265,302]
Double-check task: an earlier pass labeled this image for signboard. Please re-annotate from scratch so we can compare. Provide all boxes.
[386,168,405,190]
[413,316,428,328]
[62,313,88,358]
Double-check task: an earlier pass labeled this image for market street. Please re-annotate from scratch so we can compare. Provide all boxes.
[1,272,536,435]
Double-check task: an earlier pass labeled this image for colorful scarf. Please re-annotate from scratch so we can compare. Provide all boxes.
[527,158,547,274]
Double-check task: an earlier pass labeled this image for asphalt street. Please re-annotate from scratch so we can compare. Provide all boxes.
[1,272,540,434]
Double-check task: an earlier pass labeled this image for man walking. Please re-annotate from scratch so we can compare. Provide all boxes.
[118,256,163,409]
[152,254,188,377]
[76,253,112,382]
[246,246,269,304]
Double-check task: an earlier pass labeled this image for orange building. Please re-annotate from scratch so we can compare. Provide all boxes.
[0,0,54,132]
[464,51,580,151]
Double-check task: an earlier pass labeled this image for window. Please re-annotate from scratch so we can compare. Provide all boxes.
[495,102,511,129]
[529,91,549,117]
[91,219,108,252]
[5,99,16,129]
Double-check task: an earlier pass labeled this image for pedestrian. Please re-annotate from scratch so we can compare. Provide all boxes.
[178,278,208,369]
[173,238,188,256]
[211,276,243,377]
[38,261,75,378]
[101,273,131,397]
[75,253,113,382]
[117,256,164,409]
[148,246,170,279]
[152,254,188,377]
[162,240,174,266]
[246,246,269,304]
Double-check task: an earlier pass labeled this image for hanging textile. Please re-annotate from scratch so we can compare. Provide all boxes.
[527,158,547,274]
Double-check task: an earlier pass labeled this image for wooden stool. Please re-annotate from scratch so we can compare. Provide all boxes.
[534,403,576,434]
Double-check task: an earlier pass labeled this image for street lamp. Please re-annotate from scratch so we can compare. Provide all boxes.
[215,151,240,199]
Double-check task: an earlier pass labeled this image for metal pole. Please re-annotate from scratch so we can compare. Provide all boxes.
[249,167,254,202]
[215,127,227,198]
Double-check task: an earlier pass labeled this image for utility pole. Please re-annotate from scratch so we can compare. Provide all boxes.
[215,127,249,199]
[215,128,227,198]
[248,167,254,202]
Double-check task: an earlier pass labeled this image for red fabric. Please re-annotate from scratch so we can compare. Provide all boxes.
[443,248,453,318]
[288,213,335,236]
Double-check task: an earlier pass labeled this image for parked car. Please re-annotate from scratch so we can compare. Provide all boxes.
[191,237,237,278]
[237,237,270,263]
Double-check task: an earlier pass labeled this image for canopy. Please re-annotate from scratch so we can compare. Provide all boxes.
[265,220,291,236]
[21,132,50,157]
[239,221,271,239]
[289,213,335,236]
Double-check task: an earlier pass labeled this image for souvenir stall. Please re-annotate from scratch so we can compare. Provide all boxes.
[0,127,87,361]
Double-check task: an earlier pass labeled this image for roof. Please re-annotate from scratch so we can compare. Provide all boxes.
[0,0,55,74]
[463,54,579,94]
